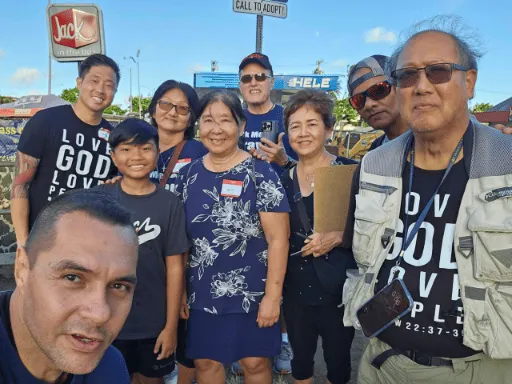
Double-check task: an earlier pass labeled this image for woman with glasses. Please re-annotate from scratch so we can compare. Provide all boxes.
[280,89,357,384]
[147,80,208,193]
[174,90,290,384]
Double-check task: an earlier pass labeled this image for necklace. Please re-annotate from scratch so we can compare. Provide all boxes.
[160,151,173,173]
[301,155,336,189]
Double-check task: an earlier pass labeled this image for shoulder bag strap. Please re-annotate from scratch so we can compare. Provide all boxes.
[291,166,313,235]
[160,140,186,187]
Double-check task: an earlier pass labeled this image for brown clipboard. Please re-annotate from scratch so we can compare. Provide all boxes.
[313,164,358,232]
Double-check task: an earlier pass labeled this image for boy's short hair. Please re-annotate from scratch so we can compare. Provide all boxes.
[109,118,159,150]
[79,54,121,85]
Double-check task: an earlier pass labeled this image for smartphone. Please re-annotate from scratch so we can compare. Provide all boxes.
[260,120,279,144]
[356,278,414,338]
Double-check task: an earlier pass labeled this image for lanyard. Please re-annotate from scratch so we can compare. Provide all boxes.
[393,138,463,273]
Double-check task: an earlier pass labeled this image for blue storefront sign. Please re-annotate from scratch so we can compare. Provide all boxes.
[194,73,339,91]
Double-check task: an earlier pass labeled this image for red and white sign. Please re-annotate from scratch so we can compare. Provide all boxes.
[47,4,105,62]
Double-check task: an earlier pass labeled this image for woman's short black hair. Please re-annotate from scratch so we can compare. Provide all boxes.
[109,118,159,150]
[147,80,200,140]
[198,90,246,127]
[283,89,336,133]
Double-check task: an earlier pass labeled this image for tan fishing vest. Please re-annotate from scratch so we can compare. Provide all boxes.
[343,122,512,358]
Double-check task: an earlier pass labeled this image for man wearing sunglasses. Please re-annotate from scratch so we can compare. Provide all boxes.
[343,26,512,384]
[347,55,408,150]
[238,53,297,175]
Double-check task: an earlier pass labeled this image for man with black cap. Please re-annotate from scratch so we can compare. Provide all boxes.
[238,52,297,174]
[347,54,408,150]
[231,53,294,376]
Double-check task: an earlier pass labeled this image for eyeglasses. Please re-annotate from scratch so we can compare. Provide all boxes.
[157,100,191,115]
[349,81,392,110]
[391,63,468,88]
[240,73,273,84]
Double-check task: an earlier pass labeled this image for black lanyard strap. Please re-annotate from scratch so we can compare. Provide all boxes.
[394,138,463,271]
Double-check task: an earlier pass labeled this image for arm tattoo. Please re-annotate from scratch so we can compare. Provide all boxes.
[10,151,40,199]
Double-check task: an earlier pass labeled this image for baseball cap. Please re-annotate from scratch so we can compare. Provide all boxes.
[347,55,389,96]
[239,53,273,74]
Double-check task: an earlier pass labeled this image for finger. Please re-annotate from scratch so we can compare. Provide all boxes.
[184,306,190,319]
[258,144,276,156]
[260,138,278,148]
[504,127,512,135]
[154,337,163,354]
[99,180,105,185]
[249,148,257,155]
[277,132,285,146]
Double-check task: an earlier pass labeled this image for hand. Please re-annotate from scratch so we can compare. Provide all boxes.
[257,295,280,328]
[301,231,344,257]
[249,133,288,166]
[180,291,189,320]
[99,175,123,185]
[154,326,177,360]
[494,124,512,135]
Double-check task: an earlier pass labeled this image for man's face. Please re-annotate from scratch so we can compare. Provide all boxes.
[76,65,118,114]
[16,212,138,375]
[395,31,477,134]
[239,63,274,106]
[351,69,400,130]
[111,139,159,181]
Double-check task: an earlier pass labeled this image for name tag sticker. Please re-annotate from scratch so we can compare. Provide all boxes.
[173,158,192,173]
[98,128,110,141]
[221,179,243,198]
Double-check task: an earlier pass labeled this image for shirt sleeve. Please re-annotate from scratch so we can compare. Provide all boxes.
[341,163,361,248]
[165,195,190,256]
[255,160,290,213]
[17,110,49,159]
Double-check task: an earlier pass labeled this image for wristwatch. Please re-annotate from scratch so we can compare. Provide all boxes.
[283,156,297,170]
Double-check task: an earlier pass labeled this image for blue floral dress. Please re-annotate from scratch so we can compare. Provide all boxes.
[174,156,290,363]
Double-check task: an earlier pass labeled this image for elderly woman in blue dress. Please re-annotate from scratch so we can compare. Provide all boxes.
[174,90,290,384]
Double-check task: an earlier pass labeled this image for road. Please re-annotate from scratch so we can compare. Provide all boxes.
[0,264,367,383]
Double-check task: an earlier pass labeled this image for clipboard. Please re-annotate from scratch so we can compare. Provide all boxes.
[313,164,358,232]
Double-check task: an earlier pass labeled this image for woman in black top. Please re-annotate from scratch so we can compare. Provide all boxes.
[280,90,356,384]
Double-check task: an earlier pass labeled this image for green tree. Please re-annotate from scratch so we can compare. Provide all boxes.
[0,96,16,104]
[333,97,359,125]
[60,87,79,103]
[104,104,127,116]
[131,95,152,114]
[470,102,493,113]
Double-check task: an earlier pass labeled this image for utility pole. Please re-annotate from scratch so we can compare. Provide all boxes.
[314,59,324,75]
[129,67,133,113]
[124,50,141,118]
[48,0,52,95]
[256,15,263,53]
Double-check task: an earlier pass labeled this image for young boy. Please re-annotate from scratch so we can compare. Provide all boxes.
[97,118,188,384]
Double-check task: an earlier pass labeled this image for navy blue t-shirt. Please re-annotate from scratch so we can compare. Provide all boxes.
[242,105,297,174]
[0,290,129,383]
[149,139,207,193]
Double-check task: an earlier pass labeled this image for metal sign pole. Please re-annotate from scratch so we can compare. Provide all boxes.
[256,14,263,53]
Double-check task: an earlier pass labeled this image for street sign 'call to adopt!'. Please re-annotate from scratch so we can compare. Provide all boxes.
[233,0,288,19]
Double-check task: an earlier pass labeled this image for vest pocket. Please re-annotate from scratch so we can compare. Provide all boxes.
[353,194,392,267]
[468,197,512,282]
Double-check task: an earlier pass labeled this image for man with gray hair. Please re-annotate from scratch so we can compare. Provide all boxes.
[343,18,512,383]
[347,55,408,149]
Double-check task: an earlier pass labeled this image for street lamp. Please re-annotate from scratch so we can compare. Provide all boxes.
[124,49,141,119]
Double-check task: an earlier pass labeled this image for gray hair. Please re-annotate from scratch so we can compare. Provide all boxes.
[386,15,485,80]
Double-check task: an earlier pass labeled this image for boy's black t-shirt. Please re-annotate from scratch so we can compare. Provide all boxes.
[96,183,189,340]
[0,290,130,383]
[17,105,116,228]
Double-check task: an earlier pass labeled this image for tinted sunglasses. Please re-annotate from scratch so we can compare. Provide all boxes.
[240,73,273,84]
[157,100,191,115]
[391,63,468,88]
[349,81,392,110]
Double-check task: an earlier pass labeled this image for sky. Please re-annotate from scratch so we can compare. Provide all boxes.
[1,0,511,108]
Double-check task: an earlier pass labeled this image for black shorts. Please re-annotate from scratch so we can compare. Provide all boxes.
[176,319,195,369]
[113,338,175,378]
[283,297,355,384]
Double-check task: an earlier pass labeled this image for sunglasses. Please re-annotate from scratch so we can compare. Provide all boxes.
[391,63,468,88]
[157,100,191,115]
[349,81,392,110]
[240,73,273,84]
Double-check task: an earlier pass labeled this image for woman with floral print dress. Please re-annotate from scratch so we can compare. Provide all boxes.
[174,90,290,384]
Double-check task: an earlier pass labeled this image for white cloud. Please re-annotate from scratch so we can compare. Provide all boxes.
[364,27,397,44]
[315,31,320,37]
[0,49,5,59]
[188,63,205,73]
[10,68,43,86]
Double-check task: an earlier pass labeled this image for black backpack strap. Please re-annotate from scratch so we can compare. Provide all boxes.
[292,166,313,235]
